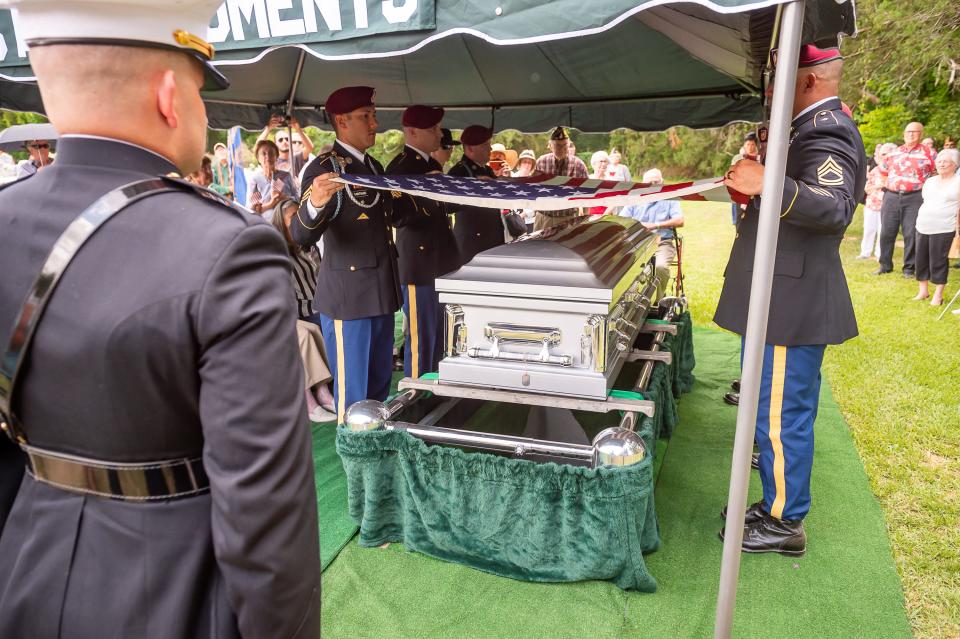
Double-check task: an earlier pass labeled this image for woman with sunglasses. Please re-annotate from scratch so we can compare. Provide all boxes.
[16,139,54,179]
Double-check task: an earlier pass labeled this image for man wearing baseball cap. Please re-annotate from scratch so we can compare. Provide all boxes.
[718,44,866,556]
[291,86,404,423]
[386,105,460,378]
[0,1,320,637]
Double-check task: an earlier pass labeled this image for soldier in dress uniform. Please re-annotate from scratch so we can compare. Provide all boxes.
[386,105,461,378]
[717,44,866,555]
[291,86,403,422]
[0,1,320,637]
[448,125,508,265]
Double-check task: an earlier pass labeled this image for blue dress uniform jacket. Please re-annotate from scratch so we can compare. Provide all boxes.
[386,146,461,284]
[0,137,320,638]
[291,141,403,319]
[714,98,866,346]
[447,156,505,265]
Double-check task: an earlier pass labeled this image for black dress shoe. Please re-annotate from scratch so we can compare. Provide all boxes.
[902,270,915,278]
[751,453,759,470]
[723,392,739,406]
[872,268,892,275]
[730,379,741,392]
[720,499,767,524]
[718,511,806,556]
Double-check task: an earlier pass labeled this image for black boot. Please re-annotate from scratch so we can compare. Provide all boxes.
[720,500,767,524]
[723,392,739,406]
[718,511,806,556]
[731,379,741,392]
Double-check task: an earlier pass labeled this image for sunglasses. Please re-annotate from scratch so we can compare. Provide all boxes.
[275,137,290,143]
[28,143,50,150]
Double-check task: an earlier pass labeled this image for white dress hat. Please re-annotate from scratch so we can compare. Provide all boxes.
[0,0,229,90]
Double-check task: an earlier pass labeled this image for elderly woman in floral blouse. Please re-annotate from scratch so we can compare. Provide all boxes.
[859,142,897,260]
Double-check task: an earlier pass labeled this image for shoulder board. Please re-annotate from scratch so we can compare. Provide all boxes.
[162,176,254,219]
[0,172,35,193]
[812,110,841,128]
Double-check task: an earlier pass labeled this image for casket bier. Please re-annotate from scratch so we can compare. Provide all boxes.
[437,216,660,400]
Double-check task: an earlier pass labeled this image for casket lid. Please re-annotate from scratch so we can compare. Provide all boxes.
[437,216,658,303]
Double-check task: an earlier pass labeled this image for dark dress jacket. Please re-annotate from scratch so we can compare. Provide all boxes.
[0,136,320,639]
[714,98,867,346]
[386,146,461,285]
[291,140,403,319]
[447,155,505,265]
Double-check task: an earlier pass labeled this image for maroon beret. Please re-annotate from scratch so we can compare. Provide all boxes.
[325,86,376,115]
[773,44,842,69]
[402,105,444,129]
[460,125,493,146]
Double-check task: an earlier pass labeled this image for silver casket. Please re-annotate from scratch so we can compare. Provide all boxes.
[437,215,660,400]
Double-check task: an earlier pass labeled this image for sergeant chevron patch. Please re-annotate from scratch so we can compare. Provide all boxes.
[817,156,844,186]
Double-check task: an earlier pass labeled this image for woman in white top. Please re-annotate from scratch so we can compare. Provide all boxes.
[913,148,960,306]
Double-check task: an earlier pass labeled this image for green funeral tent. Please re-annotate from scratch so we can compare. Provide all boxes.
[1,0,854,132]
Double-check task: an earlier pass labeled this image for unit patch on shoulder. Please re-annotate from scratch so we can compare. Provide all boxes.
[357,212,370,220]
[816,156,844,186]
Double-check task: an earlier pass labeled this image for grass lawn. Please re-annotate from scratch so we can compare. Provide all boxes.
[679,200,960,639]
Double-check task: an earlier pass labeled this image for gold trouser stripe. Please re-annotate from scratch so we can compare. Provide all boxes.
[769,345,788,518]
[335,320,347,424]
[408,285,420,378]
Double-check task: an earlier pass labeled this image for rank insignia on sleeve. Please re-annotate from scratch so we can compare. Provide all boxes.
[804,183,835,198]
[816,156,844,186]
[357,212,370,220]
[390,191,402,198]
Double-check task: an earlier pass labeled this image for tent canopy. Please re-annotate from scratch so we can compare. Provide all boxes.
[0,0,856,132]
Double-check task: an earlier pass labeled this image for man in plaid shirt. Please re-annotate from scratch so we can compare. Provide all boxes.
[875,121,937,277]
[533,126,589,230]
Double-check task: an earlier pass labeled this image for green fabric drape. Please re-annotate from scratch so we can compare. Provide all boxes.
[336,413,661,592]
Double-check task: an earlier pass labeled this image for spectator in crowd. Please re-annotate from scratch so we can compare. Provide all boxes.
[257,115,315,178]
[0,151,15,179]
[489,143,517,177]
[922,137,937,154]
[186,155,214,187]
[513,149,537,232]
[588,150,612,215]
[912,148,960,306]
[431,128,459,168]
[729,132,760,224]
[877,121,937,277]
[248,139,297,220]
[607,148,632,181]
[858,142,898,260]
[620,168,684,298]
[16,138,54,179]
[943,138,957,150]
[533,126,589,229]
[210,141,232,197]
[272,198,337,421]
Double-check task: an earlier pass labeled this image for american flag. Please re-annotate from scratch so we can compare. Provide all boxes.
[332,173,737,211]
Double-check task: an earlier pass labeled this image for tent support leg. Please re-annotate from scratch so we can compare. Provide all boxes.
[713,2,805,638]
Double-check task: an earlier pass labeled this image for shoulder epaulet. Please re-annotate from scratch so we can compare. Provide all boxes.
[812,110,841,128]
[162,175,254,218]
[0,172,35,193]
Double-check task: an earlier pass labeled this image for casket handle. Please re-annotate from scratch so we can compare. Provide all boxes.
[484,323,561,346]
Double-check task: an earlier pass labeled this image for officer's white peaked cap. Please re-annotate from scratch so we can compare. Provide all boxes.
[0,0,229,90]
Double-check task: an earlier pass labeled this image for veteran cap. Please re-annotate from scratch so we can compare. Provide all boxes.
[460,125,493,146]
[325,86,376,115]
[402,105,445,129]
[550,126,570,141]
[0,0,229,91]
[439,128,460,149]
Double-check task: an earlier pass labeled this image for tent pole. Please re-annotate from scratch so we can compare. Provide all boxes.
[713,2,805,638]
[286,50,307,177]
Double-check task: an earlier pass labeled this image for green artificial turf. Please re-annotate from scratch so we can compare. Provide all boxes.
[312,422,357,569]
[318,327,912,638]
